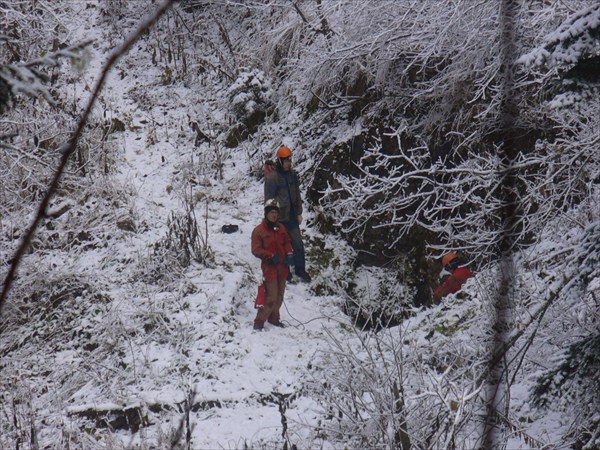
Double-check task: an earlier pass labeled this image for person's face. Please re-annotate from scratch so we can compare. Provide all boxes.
[448,259,460,271]
[266,209,279,223]
[281,157,292,171]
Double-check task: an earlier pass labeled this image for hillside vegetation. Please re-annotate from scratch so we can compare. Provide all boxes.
[1,1,598,448]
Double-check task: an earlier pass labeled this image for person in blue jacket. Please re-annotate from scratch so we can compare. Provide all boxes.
[264,145,311,283]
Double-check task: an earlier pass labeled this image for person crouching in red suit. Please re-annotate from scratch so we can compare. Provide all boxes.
[433,252,474,301]
[251,199,294,330]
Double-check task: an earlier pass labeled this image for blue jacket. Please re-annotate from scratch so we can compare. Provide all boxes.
[264,167,303,223]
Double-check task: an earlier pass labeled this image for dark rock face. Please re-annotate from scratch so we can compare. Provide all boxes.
[309,125,440,309]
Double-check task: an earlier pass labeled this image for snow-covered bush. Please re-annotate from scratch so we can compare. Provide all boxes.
[306,320,485,449]
[136,208,210,285]
[528,219,600,448]
[518,3,600,111]
[0,0,91,111]
[227,68,273,121]
[0,33,91,217]
[342,266,416,330]
[307,2,600,272]
[223,68,275,146]
[512,11,600,443]
[517,3,600,69]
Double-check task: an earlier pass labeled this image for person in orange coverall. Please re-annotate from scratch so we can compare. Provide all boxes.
[251,199,294,331]
[433,252,474,301]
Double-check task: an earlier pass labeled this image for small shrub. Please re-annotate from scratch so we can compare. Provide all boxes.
[227,68,273,121]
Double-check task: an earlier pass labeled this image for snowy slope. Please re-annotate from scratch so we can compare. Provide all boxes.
[0,2,356,447]
[1,1,591,449]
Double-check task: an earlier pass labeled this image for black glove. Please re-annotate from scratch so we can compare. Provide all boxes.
[269,254,280,265]
[285,254,294,267]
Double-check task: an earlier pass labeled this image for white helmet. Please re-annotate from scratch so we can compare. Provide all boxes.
[264,199,280,215]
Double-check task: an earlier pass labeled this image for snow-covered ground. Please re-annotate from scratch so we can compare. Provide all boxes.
[1,1,592,449]
[0,3,361,447]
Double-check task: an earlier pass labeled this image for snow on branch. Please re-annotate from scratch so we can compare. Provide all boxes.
[0,41,92,108]
[319,123,598,262]
[518,3,600,68]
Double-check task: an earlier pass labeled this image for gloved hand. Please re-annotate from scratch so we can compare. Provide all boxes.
[285,253,295,267]
[297,215,303,225]
[269,254,280,265]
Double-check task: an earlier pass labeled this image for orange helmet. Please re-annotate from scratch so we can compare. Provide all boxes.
[442,252,459,268]
[276,145,292,158]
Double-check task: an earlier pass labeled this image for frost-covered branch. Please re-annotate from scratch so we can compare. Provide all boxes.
[0,40,92,107]
[318,121,597,263]
[518,3,600,69]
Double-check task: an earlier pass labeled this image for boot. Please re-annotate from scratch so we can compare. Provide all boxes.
[268,319,285,328]
[296,271,312,283]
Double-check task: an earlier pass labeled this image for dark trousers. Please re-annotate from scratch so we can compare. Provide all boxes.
[283,222,306,274]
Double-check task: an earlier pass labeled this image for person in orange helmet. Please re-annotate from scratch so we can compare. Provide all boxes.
[264,145,311,283]
[433,252,474,301]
